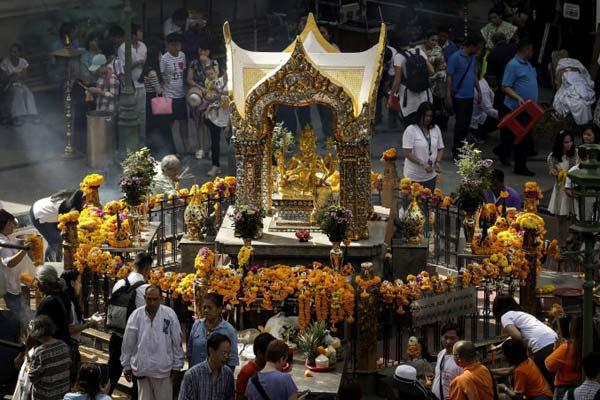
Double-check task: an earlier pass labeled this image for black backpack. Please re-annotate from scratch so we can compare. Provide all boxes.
[400,48,430,93]
[106,279,145,333]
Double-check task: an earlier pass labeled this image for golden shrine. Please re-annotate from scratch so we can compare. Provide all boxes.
[225,13,386,239]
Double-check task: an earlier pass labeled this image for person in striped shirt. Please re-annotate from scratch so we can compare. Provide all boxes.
[27,315,71,400]
[160,33,189,156]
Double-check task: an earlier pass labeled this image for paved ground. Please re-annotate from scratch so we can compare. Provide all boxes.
[0,91,557,214]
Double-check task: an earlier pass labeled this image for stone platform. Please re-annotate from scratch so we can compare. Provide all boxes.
[181,206,390,274]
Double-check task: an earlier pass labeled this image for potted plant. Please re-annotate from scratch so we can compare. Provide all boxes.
[296,321,328,366]
[120,147,157,207]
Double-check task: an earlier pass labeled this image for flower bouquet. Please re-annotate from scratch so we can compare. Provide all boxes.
[80,173,104,208]
[455,143,493,253]
[120,147,157,206]
[455,142,493,213]
[381,147,397,162]
[316,205,352,243]
[230,205,265,240]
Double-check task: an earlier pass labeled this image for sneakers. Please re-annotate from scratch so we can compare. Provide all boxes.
[207,165,221,177]
[195,149,205,159]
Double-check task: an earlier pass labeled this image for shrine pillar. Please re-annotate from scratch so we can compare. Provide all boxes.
[339,138,372,240]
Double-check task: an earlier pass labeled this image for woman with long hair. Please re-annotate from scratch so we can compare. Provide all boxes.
[492,295,557,389]
[545,317,583,400]
[401,101,444,191]
[547,130,577,246]
[30,189,84,261]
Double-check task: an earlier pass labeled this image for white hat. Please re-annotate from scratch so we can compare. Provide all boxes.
[394,364,417,382]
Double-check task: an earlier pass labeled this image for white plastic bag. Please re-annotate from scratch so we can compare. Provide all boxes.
[264,312,298,340]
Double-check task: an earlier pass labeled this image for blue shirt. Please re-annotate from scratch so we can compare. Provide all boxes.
[188,318,239,368]
[447,49,478,99]
[245,370,298,400]
[502,55,538,110]
[483,185,522,210]
[442,40,459,62]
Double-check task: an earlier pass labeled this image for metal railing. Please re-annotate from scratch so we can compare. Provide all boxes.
[80,194,235,317]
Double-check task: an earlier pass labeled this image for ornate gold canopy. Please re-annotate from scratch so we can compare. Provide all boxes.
[225,14,386,239]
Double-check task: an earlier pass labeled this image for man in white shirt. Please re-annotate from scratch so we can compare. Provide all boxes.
[107,252,152,399]
[163,8,189,37]
[470,76,498,144]
[119,23,148,144]
[432,322,464,400]
[0,210,35,326]
[121,285,184,400]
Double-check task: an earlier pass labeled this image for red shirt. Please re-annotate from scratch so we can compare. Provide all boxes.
[236,361,261,395]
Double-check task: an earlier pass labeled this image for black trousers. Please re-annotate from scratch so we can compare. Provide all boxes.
[496,104,534,170]
[206,119,221,167]
[532,344,556,391]
[452,97,474,156]
[108,333,138,399]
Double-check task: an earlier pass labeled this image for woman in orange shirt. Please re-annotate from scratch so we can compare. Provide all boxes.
[545,316,583,400]
[497,339,553,400]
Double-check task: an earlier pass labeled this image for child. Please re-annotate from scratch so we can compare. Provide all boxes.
[497,339,553,400]
[64,363,111,400]
[547,130,577,246]
[545,317,583,400]
[203,60,229,177]
[580,123,599,145]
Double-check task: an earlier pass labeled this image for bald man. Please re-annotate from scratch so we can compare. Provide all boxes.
[448,340,496,400]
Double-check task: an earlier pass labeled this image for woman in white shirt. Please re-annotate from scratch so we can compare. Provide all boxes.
[402,102,445,191]
[29,190,84,261]
[493,295,558,388]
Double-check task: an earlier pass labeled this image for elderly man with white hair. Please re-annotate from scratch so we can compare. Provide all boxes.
[152,155,181,195]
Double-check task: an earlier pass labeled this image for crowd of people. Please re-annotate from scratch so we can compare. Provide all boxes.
[7,258,599,400]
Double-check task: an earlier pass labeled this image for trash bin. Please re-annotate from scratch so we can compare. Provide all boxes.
[86,110,115,169]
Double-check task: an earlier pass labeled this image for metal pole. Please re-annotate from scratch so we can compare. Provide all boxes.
[118,0,140,155]
[582,233,595,356]
[464,0,469,38]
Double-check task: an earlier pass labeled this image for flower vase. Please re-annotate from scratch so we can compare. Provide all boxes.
[330,241,344,271]
[381,160,399,209]
[462,210,476,254]
[184,201,205,241]
[402,199,425,244]
[193,277,209,318]
[522,227,537,249]
[524,198,537,213]
[128,211,142,247]
[62,221,78,269]
[84,186,101,208]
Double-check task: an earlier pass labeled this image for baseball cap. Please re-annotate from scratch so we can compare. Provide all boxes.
[88,54,107,72]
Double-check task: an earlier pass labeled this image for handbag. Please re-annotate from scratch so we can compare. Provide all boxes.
[389,94,401,112]
[151,95,173,115]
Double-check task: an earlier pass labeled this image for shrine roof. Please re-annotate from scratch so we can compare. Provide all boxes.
[224,13,386,119]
